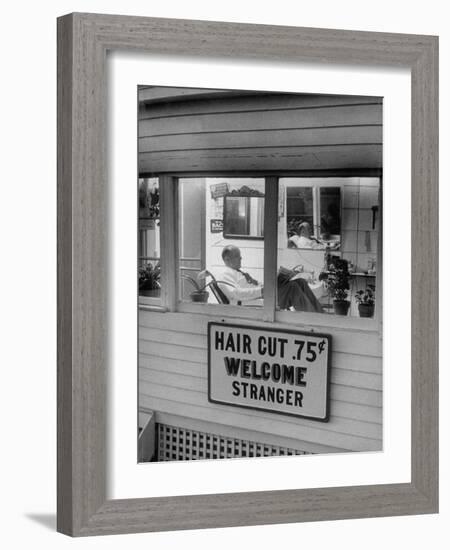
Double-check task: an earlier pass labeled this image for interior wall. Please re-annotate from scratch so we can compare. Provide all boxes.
[341,178,380,272]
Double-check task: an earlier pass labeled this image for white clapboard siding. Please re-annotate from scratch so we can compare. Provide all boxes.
[139,107,382,139]
[139,87,231,103]
[138,351,381,408]
[139,348,382,378]
[140,146,382,174]
[139,368,382,425]
[138,313,382,357]
[140,379,382,440]
[139,309,382,452]
[139,341,382,401]
[140,91,381,118]
[140,395,380,452]
[139,352,382,392]
[139,93,382,174]
[138,327,382,377]
[140,126,382,154]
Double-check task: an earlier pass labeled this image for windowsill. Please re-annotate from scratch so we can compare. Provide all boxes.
[275,309,380,333]
[177,301,268,321]
[165,301,381,334]
[138,295,166,312]
[139,304,169,312]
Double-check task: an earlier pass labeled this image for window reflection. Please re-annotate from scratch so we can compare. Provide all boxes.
[223,195,265,239]
[320,187,341,239]
[286,183,341,250]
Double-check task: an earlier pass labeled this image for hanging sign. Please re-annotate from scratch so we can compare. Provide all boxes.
[208,322,331,421]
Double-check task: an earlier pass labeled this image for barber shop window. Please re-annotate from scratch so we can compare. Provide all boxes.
[178,178,265,307]
[277,178,380,318]
[144,175,380,321]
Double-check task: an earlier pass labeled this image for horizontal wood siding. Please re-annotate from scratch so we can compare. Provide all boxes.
[139,92,382,174]
[138,311,382,452]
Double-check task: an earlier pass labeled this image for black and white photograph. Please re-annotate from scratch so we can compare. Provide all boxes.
[137,86,383,462]
[3,0,444,545]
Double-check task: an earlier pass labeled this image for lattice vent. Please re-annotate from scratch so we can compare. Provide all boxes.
[156,423,311,461]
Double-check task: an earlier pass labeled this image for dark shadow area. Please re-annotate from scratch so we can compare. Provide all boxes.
[25,513,56,531]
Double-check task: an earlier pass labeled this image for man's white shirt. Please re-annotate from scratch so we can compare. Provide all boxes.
[217,266,263,305]
[288,235,325,249]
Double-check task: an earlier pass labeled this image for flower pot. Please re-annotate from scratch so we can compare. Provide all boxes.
[190,290,209,303]
[333,299,350,316]
[358,303,375,318]
[139,288,161,297]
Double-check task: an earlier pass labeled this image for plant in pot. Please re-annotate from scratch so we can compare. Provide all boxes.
[182,270,234,303]
[319,258,350,316]
[355,285,375,318]
[138,262,161,297]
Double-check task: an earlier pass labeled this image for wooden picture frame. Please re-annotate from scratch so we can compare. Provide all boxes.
[57,13,438,536]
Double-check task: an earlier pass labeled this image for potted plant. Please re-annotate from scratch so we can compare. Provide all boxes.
[182,270,233,303]
[139,262,161,297]
[319,258,350,316]
[355,285,375,317]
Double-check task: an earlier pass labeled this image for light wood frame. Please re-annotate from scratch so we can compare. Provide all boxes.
[57,13,438,536]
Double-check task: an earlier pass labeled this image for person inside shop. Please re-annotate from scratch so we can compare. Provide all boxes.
[218,245,323,313]
[217,245,264,306]
[288,221,326,249]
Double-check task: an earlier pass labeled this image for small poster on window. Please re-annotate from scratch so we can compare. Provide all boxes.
[210,219,224,233]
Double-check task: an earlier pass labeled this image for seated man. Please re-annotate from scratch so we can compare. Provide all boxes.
[218,245,323,313]
[218,245,263,305]
[288,222,326,250]
[277,268,324,313]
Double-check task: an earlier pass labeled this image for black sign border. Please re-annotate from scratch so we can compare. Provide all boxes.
[207,321,332,422]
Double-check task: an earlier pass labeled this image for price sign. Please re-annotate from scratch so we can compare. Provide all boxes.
[208,322,331,421]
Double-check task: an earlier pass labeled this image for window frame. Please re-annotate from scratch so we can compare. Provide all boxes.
[283,178,343,243]
[222,194,266,240]
[139,172,382,333]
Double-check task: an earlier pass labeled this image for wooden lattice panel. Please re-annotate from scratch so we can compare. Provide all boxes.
[156,423,311,461]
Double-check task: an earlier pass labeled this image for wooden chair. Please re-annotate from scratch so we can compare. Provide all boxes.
[209,281,230,304]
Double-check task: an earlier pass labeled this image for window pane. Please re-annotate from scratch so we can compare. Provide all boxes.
[320,187,341,238]
[224,196,265,238]
[277,178,380,318]
[138,178,161,298]
[286,186,313,244]
[178,178,205,302]
[178,177,265,307]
